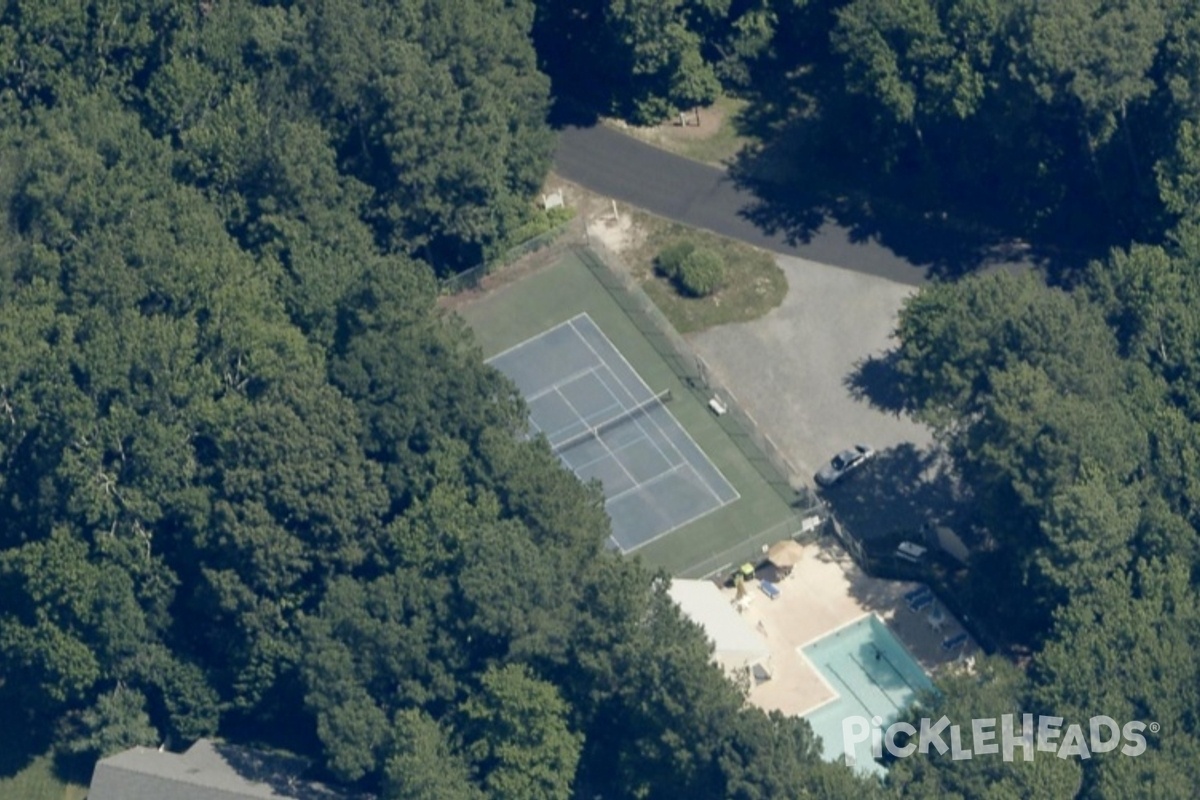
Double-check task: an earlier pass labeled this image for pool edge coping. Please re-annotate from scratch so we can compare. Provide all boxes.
[791,612,873,718]
[792,612,936,719]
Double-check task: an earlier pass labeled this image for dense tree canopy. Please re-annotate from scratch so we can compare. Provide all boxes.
[0,2,860,798]
[530,0,1200,255]
[885,234,1200,794]
[7,0,1200,797]
[522,1,1200,793]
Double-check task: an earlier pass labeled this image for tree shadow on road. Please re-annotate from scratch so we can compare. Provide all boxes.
[844,350,910,417]
[728,136,1057,282]
[547,93,602,129]
[724,94,1091,283]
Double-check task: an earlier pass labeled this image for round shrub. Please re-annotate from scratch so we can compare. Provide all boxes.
[677,247,725,297]
[655,241,696,280]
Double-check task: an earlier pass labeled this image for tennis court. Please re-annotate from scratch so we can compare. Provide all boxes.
[488,313,738,553]
[457,246,800,576]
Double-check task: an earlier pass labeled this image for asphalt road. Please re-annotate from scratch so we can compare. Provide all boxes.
[554,124,931,286]
[555,124,969,540]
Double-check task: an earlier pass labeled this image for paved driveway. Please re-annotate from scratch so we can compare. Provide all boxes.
[555,125,929,285]
[558,122,992,541]
[689,254,948,541]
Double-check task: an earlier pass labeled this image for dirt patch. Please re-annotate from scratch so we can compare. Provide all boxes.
[586,201,645,255]
[607,102,729,144]
[545,176,646,257]
[438,175,642,314]
[440,172,784,336]
[603,96,750,167]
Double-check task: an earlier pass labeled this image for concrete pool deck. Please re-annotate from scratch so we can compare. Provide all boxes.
[721,539,977,718]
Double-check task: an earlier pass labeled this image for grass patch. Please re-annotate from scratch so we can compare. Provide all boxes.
[607,95,753,167]
[0,755,88,800]
[625,211,786,334]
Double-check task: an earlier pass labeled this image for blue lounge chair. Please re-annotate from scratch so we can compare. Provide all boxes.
[903,585,930,603]
[942,632,969,651]
[908,592,934,612]
[760,580,781,600]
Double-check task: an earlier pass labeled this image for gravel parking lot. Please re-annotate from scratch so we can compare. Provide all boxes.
[689,254,942,540]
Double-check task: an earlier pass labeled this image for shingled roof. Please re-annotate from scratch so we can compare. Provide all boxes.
[88,738,365,800]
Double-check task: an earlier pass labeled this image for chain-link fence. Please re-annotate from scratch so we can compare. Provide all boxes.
[677,514,827,580]
[492,219,578,268]
[438,216,583,295]
[574,241,824,518]
[443,212,828,580]
[439,261,489,295]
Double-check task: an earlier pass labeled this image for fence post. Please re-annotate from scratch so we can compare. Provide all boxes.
[439,215,586,295]
[573,243,827,541]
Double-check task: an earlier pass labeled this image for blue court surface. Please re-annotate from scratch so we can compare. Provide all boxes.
[487,313,738,552]
[801,615,936,777]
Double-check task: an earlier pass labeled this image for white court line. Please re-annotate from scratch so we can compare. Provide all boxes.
[484,314,588,364]
[604,462,687,504]
[570,315,735,508]
[507,331,622,444]
[542,395,623,445]
[577,312,741,505]
[492,311,741,555]
[546,318,669,473]
[567,317,677,471]
[554,386,638,488]
[590,364,681,469]
[564,432,666,473]
[583,359,673,464]
[525,364,602,403]
[613,462,739,554]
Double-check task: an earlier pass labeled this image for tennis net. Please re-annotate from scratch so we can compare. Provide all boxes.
[550,389,671,454]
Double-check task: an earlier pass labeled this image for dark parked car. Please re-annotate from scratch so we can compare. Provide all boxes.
[814,444,875,487]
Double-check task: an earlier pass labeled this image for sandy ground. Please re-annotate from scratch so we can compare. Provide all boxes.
[603,103,734,159]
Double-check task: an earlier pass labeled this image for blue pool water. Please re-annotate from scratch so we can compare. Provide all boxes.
[801,615,936,776]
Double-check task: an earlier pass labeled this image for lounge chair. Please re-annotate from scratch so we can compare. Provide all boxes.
[903,585,932,605]
[942,632,969,651]
[908,593,934,612]
[760,580,781,600]
[927,605,946,632]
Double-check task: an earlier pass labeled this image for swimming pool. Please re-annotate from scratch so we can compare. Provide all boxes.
[800,615,935,776]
